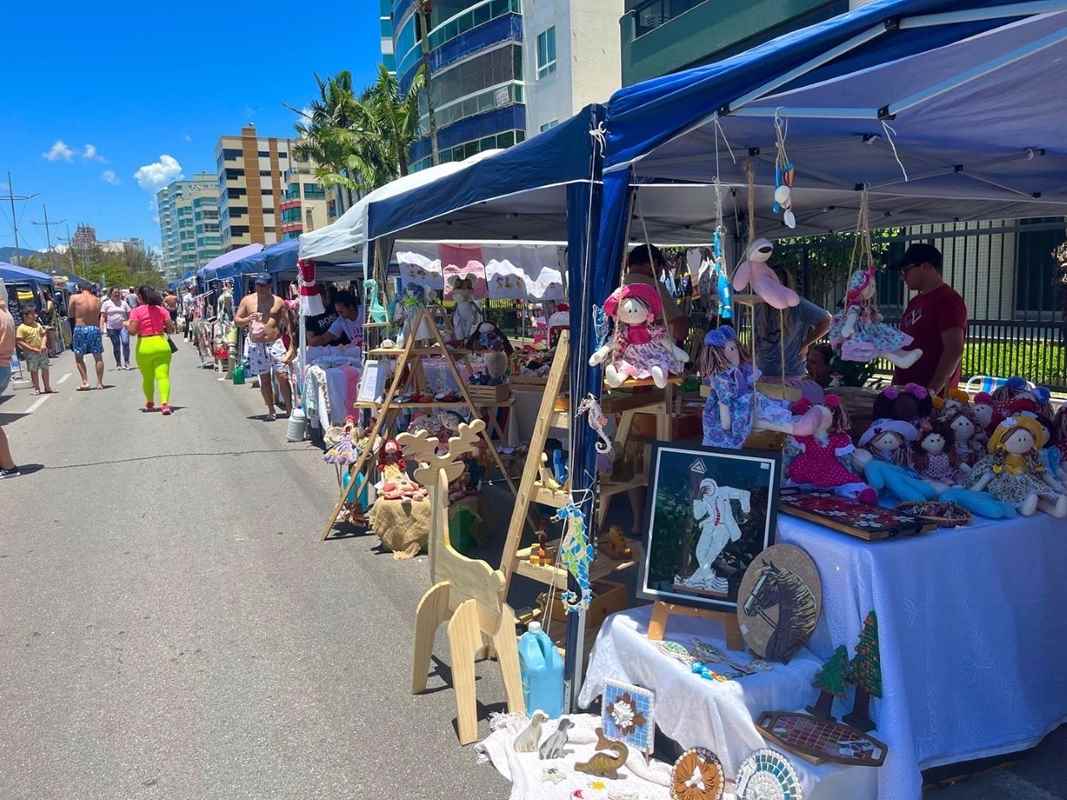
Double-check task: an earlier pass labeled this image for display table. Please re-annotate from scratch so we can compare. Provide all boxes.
[578,605,877,800]
[780,512,1067,800]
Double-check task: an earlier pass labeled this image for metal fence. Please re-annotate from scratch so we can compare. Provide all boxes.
[775,218,1067,390]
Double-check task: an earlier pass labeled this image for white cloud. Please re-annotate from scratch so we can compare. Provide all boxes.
[42,140,74,161]
[134,154,182,190]
[101,170,120,185]
[82,143,107,162]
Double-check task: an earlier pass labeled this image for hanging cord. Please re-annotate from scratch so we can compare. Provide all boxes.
[634,189,672,323]
[881,120,909,183]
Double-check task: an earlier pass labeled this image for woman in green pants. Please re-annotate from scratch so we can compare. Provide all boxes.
[126,286,175,414]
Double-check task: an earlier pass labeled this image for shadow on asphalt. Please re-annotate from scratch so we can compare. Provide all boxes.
[11,463,44,475]
[0,412,29,425]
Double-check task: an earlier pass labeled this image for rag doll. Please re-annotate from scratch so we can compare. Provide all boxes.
[1053,405,1067,470]
[396,283,432,345]
[942,406,980,466]
[588,283,689,389]
[967,414,1067,517]
[990,377,1033,418]
[872,383,933,427]
[830,267,921,367]
[449,276,483,343]
[363,278,389,324]
[909,424,963,492]
[971,392,1001,446]
[857,418,920,468]
[465,320,513,354]
[731,238,799,310]
[700,325,821,449]
[784,396,877,504]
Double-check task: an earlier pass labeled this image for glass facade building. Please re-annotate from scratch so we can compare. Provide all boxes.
[156,172,222,279]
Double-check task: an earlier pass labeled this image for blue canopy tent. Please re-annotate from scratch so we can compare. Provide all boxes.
[585,2,1067,797]
[196,243,264,284]
[0,262,53,287]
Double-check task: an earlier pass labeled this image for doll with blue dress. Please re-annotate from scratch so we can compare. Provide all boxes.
[700,326,821,448]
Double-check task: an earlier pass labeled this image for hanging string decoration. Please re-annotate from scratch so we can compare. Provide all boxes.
[592,303,611,351]
[772,112,797,229]
[576,393,613,456]
[712,228,733,320]
[555,502,592,613]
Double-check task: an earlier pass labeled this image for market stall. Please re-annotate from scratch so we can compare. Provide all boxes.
[297,5,1067,796]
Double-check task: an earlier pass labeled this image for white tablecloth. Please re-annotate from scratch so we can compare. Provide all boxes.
[780,512,1067,800]
[577,606,876,800]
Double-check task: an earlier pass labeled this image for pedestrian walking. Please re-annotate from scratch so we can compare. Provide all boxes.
[163,289,179,325]
[15,305,54,394]
[0,279,20,477]
[100,287,132,369]
[68,284,105,390]
[126,286,175,415]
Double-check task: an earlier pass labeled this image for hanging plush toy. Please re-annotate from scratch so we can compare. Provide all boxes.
[588,283,689,389]
[449,276,484,343]
[784,396,878,504]
[830,267,922,367]
[700,325,820,449]
[968,414,1067,517]
[731,238,799,310]
[396,283,432,345]
[363,277,389,324]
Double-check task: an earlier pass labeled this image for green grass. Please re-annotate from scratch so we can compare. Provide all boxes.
[962,339,1066,387]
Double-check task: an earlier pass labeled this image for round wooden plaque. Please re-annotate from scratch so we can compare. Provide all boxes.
[736,543,821,662]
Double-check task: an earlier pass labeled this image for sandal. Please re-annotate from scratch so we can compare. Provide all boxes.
[161,404,173,416]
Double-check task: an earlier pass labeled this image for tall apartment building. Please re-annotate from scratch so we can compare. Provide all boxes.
[279,154,330,239]
[214,125,293,249]
[380,0,396,73]
[157,173,223,279]
[72,224,97,252]
[390,0,623,172]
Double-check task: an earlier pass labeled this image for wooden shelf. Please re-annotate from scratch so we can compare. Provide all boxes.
[355,398,514,410]
[513,538,643,591]
[532,482,571,508]
[367,346,446,358]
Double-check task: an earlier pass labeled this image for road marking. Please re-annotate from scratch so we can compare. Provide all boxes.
[25,395,50,414]
[57,373,71,385]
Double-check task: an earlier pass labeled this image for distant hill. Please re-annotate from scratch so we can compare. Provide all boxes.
[0,246,46,263]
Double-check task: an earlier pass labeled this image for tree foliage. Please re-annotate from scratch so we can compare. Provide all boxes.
[293,65,425,197]
[21,246,163,290]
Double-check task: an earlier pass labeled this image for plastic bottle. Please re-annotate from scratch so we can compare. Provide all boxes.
[518,621,564,718]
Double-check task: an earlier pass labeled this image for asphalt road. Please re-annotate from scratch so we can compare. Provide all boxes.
[0,347,510,800]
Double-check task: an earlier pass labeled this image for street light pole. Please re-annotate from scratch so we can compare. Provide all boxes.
[1,172,38,265]
[32,203,66,271]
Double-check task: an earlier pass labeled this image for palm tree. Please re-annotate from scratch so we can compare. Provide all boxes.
[291,66,425,203]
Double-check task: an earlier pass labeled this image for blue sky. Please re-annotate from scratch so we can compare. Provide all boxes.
[1,1,382,252]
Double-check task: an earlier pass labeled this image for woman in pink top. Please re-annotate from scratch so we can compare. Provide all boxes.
[126,286,176,414]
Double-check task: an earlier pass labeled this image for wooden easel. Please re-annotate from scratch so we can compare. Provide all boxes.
[321,308,516,540]
[647,600,745,653]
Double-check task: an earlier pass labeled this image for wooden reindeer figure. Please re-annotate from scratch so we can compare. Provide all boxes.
[397,419,526,744]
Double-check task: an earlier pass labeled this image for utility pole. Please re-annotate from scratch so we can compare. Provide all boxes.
[63,224,77,273]
[1,172,38,265]
[32,204,66,272]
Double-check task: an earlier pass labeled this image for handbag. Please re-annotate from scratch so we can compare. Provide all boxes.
[167,336,178,354]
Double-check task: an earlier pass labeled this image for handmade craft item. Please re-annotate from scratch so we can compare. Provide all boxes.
[296,259,324,316]
[599,525,632,560]
[757,711,888,767]
[895,500,971,528]
[942,406,980,466]
[843,611,881,732]
[872,384,933,424]
[735,749,803,800]
[772,124,797,230]
[971,392,1000,438]
[784,396,876,504]
[363,277,389,324]
[602,680,655,754]
[576,393,614,456]
[857,418,919,467]
[450,276,484,342]
[967,414,1067,517]
[737,544,821,663]
[588,283,689,388]
[909,423,963,491]
[539,718,574,760]
[396,284,432,345]
[574,728,629,779]
[731,239,799,309]
[670,747,725,800]
[808,645,849,720]
[700,326,819,449]
[557,503,593,612]
[514,710,548,753]
[830,268,920,366]
[779,488,929,540]
[400,420,526,744]
[990,376,1034,417]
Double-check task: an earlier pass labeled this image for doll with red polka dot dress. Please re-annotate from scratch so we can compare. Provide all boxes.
[785,395,878,504]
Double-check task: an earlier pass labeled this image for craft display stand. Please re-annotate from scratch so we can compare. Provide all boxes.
[499,332,675,638]
[321,308,517,540]
[646,600,745,653]
[398,420,526,744]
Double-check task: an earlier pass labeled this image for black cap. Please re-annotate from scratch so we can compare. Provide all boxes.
[893,243,942,272]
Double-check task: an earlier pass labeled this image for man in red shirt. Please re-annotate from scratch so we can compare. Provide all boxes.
[892,243,967,394]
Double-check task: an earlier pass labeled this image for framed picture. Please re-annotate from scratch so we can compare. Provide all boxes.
[602,679,655,754]
[639,443,782,614]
